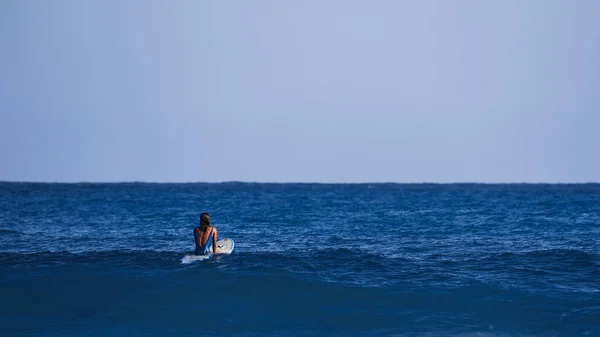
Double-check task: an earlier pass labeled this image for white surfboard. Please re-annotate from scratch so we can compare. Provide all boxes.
[214,238,235,254]
[180,238,235,264]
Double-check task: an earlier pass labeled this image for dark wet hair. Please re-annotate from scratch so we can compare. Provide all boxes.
[199,212,210,232]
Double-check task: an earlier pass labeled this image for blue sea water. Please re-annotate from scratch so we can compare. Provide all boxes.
[1,183,599,336]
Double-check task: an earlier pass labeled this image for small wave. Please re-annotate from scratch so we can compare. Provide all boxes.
[0,228,22,235]
[463,248,599,266]
[492,248,599,266]
[0,250,184,270]
[215,248,416,288]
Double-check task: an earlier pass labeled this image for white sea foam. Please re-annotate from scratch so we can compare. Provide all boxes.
[180,254,211,264]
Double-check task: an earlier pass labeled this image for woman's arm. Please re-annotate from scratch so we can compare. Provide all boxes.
[212,228,218,254]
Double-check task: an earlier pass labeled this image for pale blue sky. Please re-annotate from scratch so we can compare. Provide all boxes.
[1,0,599,183]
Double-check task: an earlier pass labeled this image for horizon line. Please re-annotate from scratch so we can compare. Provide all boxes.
[1,180,599,185]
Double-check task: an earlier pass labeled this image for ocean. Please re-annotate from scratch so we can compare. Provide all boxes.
[1,182,599,336]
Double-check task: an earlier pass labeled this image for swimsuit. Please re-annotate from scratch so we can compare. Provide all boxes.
[194,228,214,256]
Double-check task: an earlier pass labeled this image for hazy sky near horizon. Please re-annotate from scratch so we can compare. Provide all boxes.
[1,0,599,183]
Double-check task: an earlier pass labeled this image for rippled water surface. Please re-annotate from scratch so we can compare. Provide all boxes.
[1,183,599,336]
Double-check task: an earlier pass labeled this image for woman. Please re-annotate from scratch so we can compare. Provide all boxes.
[194,212,218,255]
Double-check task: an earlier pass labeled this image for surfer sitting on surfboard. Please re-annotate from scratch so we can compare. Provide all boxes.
[193,212,218,255]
